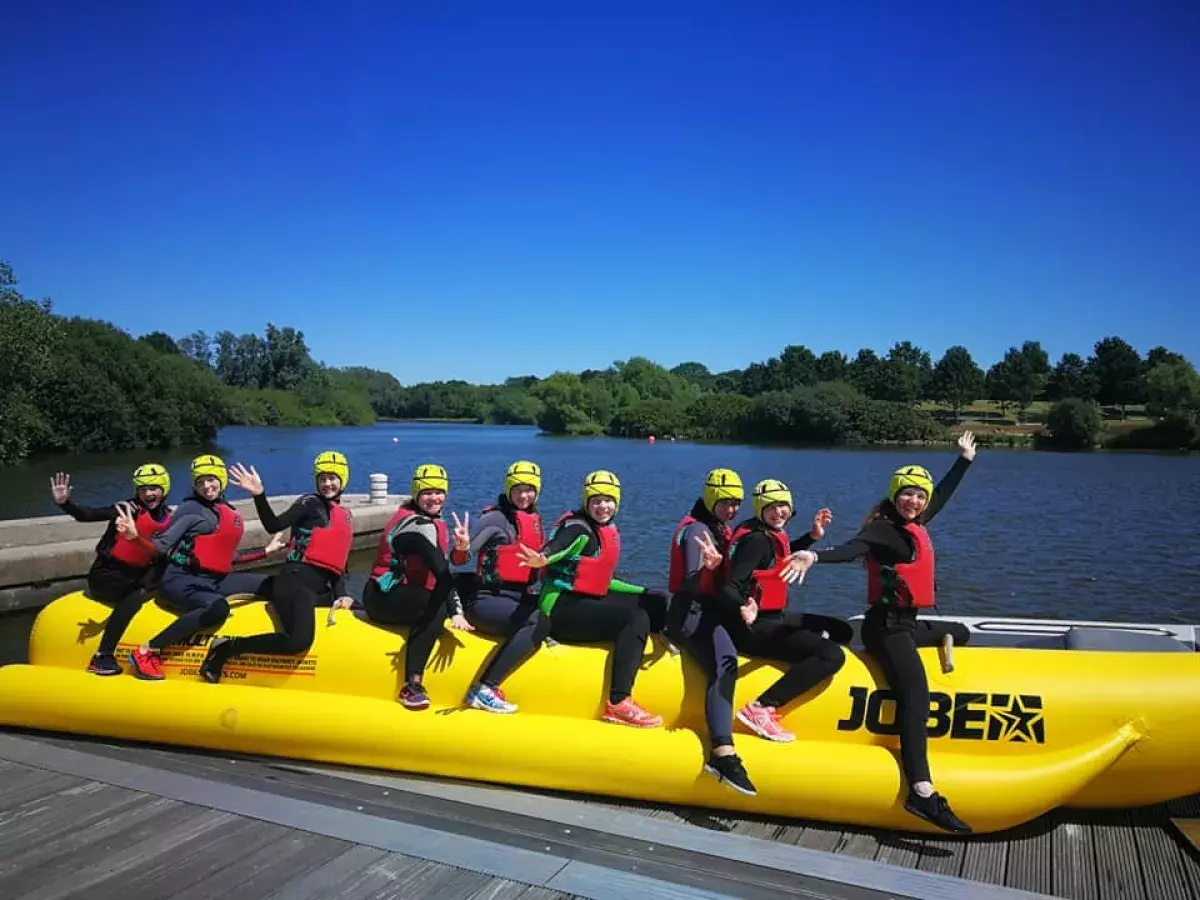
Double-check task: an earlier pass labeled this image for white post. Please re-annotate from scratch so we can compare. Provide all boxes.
[369,473,389,504]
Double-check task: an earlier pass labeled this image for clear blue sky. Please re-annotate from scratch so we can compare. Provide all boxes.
[2,1,1197,384]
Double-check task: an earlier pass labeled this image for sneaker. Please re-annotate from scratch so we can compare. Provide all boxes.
[601,697,663,728]
[736,701,795,742]
[465,684,518,714]
[704,753,758,796]
[128,648,165,681]
[87,653,122,676]
[904,790,972,834]
[398,681,431,711]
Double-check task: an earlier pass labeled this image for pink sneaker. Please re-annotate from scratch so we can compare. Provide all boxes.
[602,698,663,728]
[736,701,795,742]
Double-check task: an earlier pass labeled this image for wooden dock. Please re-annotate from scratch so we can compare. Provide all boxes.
[2,729,1196,899]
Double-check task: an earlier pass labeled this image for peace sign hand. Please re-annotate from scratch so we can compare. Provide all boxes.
[810,508,832,540]
[781,549,816,585]
[50,472,72,505]
[228,462,265,496]
[450,512,470,552]
[516,543,548,569]
[694,530,723,570]
[114,502,139,540]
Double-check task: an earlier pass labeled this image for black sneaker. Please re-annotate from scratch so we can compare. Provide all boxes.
[704,753,757,796]
[198,637,231,684]
[904,790,972,834]
[87,652,122,676]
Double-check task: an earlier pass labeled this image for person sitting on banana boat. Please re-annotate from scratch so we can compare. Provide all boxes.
[51,465,174,677]
[515,470,669,728]
[785,430,978,835]
[197,451,357,684]
[665,467,759,795]
[453,460,547,715]
[355,463,472,711]
[713,478,848,748]
[113,454,284,680]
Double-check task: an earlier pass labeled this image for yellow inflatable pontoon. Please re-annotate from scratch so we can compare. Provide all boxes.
[0,591,1197,835]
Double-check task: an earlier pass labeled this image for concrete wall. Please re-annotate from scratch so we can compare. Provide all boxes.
[0,493,409,612]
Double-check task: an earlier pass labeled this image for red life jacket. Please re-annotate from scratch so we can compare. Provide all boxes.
[729,521,791,612]
[551,511,620,598]
[667,515,730,596]
[108,504,169,569]
[476,505,544,586]
[295,500,354,574]
[187,502,245,575]
[369,505,448,591]
[866,522,935,609]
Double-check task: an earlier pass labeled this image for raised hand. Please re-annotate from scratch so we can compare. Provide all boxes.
[50,472,71,505]
[451,511,471,553]
[957,429,977,461]
[228,462,265,496]
[810,508,833,540]
[114,502,139,540]
[516,543,548,569]
[694,530,723,570]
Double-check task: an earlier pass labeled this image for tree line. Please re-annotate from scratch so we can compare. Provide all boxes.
[3,258,1197,465]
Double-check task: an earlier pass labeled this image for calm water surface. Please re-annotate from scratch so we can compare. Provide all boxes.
[3,423,1199,624]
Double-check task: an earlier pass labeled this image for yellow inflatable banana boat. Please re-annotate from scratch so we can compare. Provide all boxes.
[0,591,1197,835]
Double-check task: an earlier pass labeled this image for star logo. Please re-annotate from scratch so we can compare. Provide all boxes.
[987,694,1045,743]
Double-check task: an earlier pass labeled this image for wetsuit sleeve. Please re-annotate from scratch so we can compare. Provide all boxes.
[716,531,771,614]
[331,572,347,599]
[253,493,319,533]
[541,523,592,557]
[608,578,646,594]
[789,533,816,551]
[149,501,215,556]
[390,530,450,577]
[468,510,510,557]
[813,522,908,564]
[923,456,973,525]
[57,500,117,523]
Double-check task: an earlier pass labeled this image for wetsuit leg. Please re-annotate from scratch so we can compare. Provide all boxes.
[737,615,846,708]
[207,563,323,669]
[148,566,232,650]
[861,607,930,785]
[363,578,454,682]
[215,571,270,598]
[548,592,650,704]
[86,560,152,655]
[914,618,970,648]
[469,591,544,688]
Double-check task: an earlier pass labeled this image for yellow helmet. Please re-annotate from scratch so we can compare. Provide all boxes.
[505,460,541,497]
[191,454,227,492]
[412,463,449,497]
[313,450,349,492]
[582,470,621,511]
[889,465,933,503]
[132,463,171,497]
[752,478,793,520]
[703,468,743,512]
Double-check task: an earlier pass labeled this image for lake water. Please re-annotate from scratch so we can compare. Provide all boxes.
[3,423,1200,624]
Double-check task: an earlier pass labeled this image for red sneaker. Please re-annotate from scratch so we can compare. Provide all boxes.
[736,701,795,742]
[602,697,663,728]
[128,648,165,681]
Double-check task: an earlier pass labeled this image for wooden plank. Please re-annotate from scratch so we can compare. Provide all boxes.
[790,822,843,853]
[1092,811,1147,900]
[1172,819,1200,856]
[166,830,354,900]
[0,768,85,810]
[1048,812,1098,900]
[873,833,922,870]
[959,837,1008,888]
[2,808,237,900]
[917,836,966,879]
[1004,821,1054,896]
[1130,809,1191,900]
[372,858,498,900]
[834,829,882,861]
[0,796,189,888]
[262,845,393,900]
[0,781,149,860]
[98,816,290,899]
[466,884,573,900]
[298,851,428,900]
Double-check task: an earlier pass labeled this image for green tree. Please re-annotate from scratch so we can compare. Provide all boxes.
[814,350,849,384]
[1046,352,1097,401]
[1144,359,1200,448]
[987,344,1047,421]
[1089,336,1145,417]
[0,262,60,463]
[1045,398,1103,449]
[880,341,933,404]
[930,345,984,420]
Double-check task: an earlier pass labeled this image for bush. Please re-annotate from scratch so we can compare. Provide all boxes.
[1044,398,1103,449]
